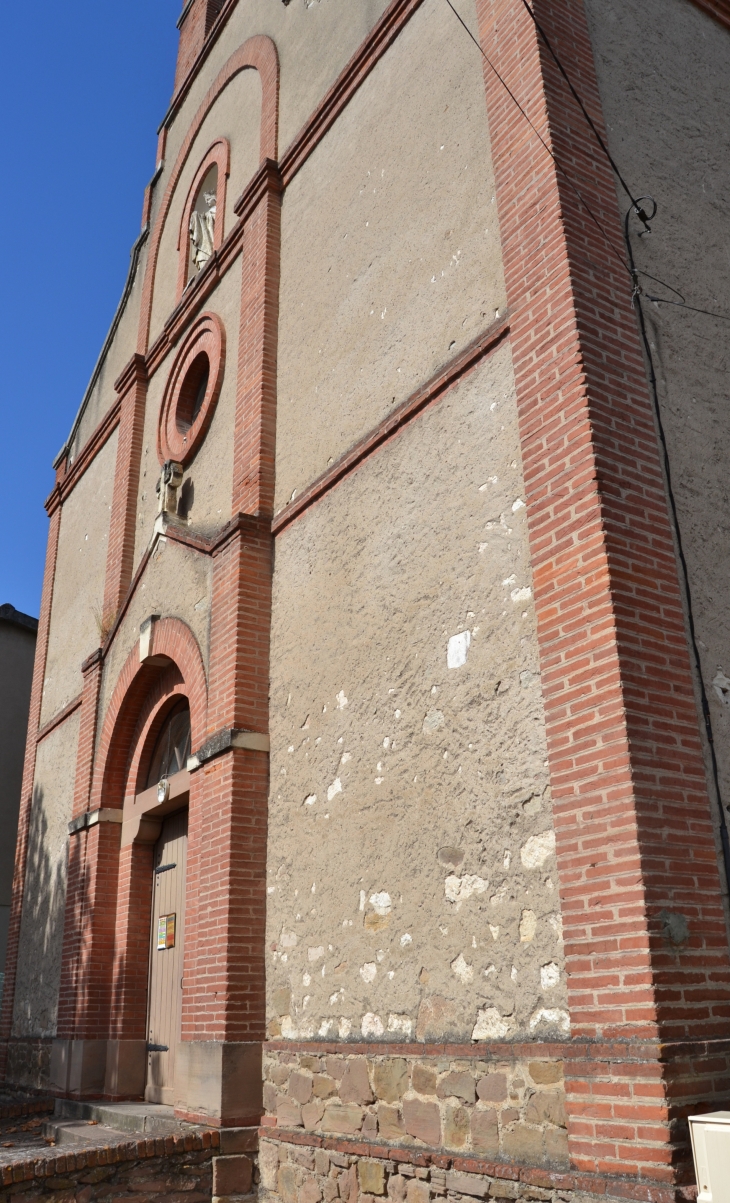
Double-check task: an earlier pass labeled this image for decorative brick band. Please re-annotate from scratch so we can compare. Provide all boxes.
[35,693,83,745]
[272,317,509,536]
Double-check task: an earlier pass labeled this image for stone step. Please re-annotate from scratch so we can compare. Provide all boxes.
[42,1120,137,1148]
[50,1100,186,1136]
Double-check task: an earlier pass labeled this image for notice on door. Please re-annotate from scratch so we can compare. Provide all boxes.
[157,914,176,950]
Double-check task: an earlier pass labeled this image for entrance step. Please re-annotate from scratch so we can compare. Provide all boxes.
[43,1100,198,1148]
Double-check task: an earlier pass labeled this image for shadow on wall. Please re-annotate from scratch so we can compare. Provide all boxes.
[8,786,70,1088]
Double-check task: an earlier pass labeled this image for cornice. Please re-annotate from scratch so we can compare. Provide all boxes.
[689,0,730,31]
[114,352,148,397]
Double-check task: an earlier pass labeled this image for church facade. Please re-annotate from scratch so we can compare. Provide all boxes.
[5,0,730,1197]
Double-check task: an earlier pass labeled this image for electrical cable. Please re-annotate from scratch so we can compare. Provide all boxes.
[516,0,651,230]
[443,0,631,277]
[625,200,730,893]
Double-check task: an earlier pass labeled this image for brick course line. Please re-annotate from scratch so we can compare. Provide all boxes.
[35,693,83,745]
[272,317,509,536]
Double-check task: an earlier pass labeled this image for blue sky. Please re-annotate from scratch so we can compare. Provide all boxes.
[1,2,180,618]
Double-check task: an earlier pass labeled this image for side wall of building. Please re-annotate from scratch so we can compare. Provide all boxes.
[585,0,730,899]
[0,619,37,989]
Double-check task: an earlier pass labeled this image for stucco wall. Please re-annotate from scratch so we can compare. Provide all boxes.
[98,538,211,736]
[12,711,80,1040]
[159,0,391,195]
[267,345,565,1046]
[275,0,505,512]
[41,431,117,726]
[134,259,242,569]
[149,71,261,343]
[584,0,730,880]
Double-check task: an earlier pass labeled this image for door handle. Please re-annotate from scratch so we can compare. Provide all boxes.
[146,1043,169,1052]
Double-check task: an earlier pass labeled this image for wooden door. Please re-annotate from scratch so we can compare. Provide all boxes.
[145,809,188,1104]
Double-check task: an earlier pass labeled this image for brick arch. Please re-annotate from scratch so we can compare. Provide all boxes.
[138,34,280,353]
[91,618,207,811]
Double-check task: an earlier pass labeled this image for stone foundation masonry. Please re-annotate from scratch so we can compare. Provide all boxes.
[259,1134,696,1203]
[263,1049,567,1172]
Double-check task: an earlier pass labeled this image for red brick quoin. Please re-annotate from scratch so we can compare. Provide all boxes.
[475,0,730,1185]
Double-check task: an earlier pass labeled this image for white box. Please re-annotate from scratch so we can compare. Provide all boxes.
[689,1112,730,1203]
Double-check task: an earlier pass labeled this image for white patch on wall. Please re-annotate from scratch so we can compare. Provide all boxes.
[400,933,412,947]
[308,946,324,963]
[319,1019,336,1036]
[304,794,317,807]
[489,924,500,941]
[530,1007,570,1033]
[280,931,298,949]
[471,1007,514,1041]
[548,913,564,943]
[519,910,537,943]
[362,1012,384,1037]
[281,1016,298,1039]
[445,874,488,904]
[512,498,526,512]
[336,690,348,710]
[447,631,471,669]
[387,1014,412,1036]
[370,892,392,916]
[521,830,556,869]
[451,953,474,983]
[360,962,377,984]
[327,778,342,802]
[341,752,352,764]
[541,962,560,990]
[511,586,532,604]
[713,669,730,704]
[338,1017,352,1038]
[422,710,445,733]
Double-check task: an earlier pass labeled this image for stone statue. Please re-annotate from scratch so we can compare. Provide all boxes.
[189,192,217,273]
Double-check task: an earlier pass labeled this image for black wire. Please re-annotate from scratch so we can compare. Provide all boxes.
[442,0,631,277]
[624,201,730,895]
[516,0,651,229]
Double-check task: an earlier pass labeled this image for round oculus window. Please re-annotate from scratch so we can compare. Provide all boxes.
[158,312,225,465]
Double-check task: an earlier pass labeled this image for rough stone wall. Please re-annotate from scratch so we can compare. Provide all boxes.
[133,258,242,570]
[0,1133,223,1203]
[12,712,80,1044]
[149,73,261,343]
[584,0,730,887]
[275,0,505,512]
[268,347,564,1046]
[260,1136,610,1203]
[40,433,117,726]
[263,1047,567,1169]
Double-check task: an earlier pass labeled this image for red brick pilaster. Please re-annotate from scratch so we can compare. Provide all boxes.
[103,355,148,625]
[182,747,268,1046]
[0,478,63,1076]
[476,0,730,1182]
[231,162,282,518]
[72,650,103,819]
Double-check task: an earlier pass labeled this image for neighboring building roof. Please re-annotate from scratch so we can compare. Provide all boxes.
[0,605,38,634]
